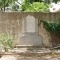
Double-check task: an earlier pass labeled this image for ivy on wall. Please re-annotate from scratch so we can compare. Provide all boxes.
[39,20,60,35]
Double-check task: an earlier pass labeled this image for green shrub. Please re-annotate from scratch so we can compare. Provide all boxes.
[22,2,50,12]
[21,0,30,11]
[40,20,60,34]
[0,33,13,52]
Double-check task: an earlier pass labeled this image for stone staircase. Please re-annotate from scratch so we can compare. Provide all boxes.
[12,32,43,53]
[19,32,43,46]
[11,45,47,53]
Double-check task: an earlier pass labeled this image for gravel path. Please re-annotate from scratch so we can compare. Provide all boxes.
[0,48,60,60]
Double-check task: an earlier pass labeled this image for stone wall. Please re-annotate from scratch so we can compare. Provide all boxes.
[0,12,60,47]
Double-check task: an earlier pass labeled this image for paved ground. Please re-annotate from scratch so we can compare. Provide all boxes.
[18,57,60,60]
[0,48,60,60]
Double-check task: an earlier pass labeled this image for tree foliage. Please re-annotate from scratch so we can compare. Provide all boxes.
[22,2,49,12]
[0,0,17,11]
[53,0,60,3]
[40,20,60,34]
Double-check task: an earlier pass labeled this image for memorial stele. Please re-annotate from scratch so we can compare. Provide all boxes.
[20,15,43,46]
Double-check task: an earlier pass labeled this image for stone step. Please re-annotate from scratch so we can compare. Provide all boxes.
[16,45,43,48]
[20,34,43,46]
[23,32,38,36]
[9,47,51,54]
[21,32,39,37]
[16,45,46,52]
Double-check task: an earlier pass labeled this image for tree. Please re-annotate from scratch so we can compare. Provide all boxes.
[0,0,17,11]
[22,1,49,12]
[44,0,60,3]
[53,0,60,3]
[12,3,20,11]
[25,0,60,3]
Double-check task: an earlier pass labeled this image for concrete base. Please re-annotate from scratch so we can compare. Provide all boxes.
[19,32,43,46]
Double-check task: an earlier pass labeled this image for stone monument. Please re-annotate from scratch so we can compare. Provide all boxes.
[20,15,43,46]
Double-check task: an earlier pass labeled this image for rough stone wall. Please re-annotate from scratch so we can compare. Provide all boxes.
[0,12,23,46]
[0,12,60,47]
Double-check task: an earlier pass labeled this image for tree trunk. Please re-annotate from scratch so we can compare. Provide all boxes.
[4,0,5,11]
